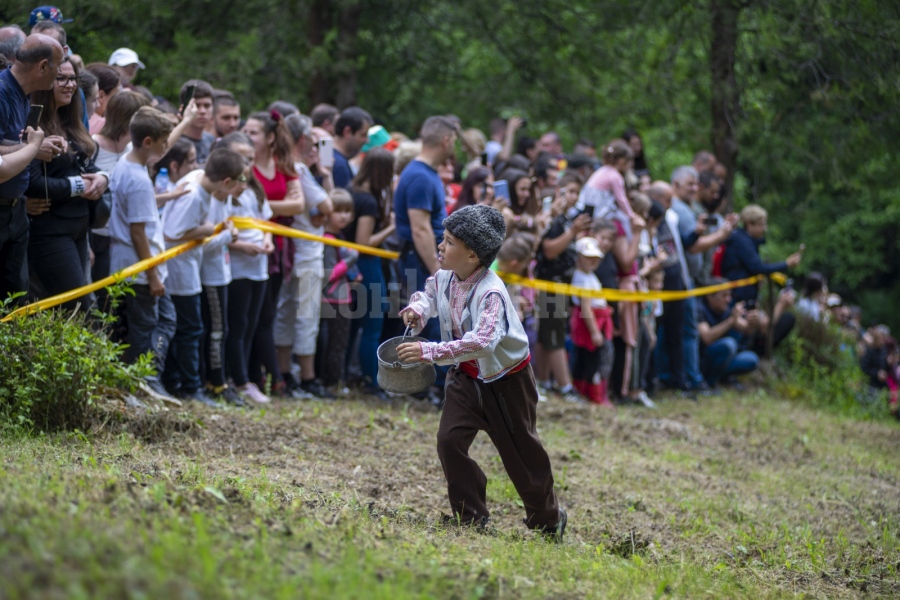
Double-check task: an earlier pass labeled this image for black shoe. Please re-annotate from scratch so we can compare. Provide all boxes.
[361,385,391,401]
[183,388,221,408]
[545,508,567,543]
[300,379,335,400]
[212,385,246,407]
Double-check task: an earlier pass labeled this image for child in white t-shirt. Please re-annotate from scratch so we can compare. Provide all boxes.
[159,148,243,406]
[569,236,614,406]
[108,107,175,398]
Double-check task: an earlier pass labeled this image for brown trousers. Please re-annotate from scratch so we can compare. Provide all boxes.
[437,364,559,530]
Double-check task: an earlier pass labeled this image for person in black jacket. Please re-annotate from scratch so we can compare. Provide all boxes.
[25,57,108,310]
[719,204,802,303]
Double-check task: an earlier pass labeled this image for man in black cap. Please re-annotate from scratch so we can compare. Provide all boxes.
[396,204,568,542]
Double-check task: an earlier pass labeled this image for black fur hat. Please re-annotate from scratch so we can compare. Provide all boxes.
[443,205,507,267]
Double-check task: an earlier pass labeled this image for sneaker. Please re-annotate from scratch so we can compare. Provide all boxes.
[561,390,587,404]
[143,377,179,404]
[634,391,657,409]
[299,379,336,400]
[210,385,246,407]
[537,389,548,403]
[361,385,391,401]
[183,388,221,408]
[238,382,270,404]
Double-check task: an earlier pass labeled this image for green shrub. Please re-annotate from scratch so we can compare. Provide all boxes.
[770,313,876,417]
[0,293,152,434]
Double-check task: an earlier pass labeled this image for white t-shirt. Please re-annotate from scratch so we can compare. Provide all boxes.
[90,140,132,234]
[230,188,273,281]
[571,268,607,309]
[292,162,329,264]
[161,185,212,296]
[109,157,167,284]
[200,194,234,286]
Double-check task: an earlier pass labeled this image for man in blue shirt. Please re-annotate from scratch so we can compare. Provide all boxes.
[393,116,457,388]
[331,107,371,188]
[697,281,759,386]
[0,33,64,301]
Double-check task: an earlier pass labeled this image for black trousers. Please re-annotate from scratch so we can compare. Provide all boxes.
[316,301,352,387]
[0,201,29,303]
[658,298,687,390]
[201,284,228,388]
[226,278,266,386]
[249,277,282,387]
[28,213,91,311]
[437,365,559,530]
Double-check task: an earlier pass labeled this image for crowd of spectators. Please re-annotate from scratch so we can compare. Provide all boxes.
[0,7,895,418]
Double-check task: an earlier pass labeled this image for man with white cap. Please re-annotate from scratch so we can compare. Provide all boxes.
[108,48,145,85]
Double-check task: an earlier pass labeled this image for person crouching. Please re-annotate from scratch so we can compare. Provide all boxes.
[396,205,567,541]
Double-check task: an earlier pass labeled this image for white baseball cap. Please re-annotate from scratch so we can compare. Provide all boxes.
[108,48,146,69]
[575,236,603,258]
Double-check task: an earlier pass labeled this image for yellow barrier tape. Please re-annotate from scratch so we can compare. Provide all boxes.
[1,213,786,321]
[231,217,400,260]
[1,223,226,322]
[496,272,767,302]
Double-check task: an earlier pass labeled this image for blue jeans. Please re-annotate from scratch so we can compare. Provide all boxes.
[353,254,387,385]
[701,337,759,385]
[682,297,705,389]
[165,293,204,392]
[123,285,176,379]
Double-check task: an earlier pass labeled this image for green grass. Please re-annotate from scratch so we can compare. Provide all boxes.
[1,389,899,598]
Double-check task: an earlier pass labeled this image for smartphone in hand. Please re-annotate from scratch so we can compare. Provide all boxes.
[492,180,510,201]
[319,138,334,169]
[180,85,195,112]
[25,104,43,141]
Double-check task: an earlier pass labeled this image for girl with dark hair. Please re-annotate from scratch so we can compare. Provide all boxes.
[86,63,122,135]
[451,167,494,213]
[25,58,109,310]
[213,133,275,404]
[243,111,306,397]
[344,148,397,396]
[622,129,649,177]
[499,167,546,235]
[796,272,827,322]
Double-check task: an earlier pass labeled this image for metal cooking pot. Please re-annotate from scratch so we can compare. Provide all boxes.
[376,326,436,394]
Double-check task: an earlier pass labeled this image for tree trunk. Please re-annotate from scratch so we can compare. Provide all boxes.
[709,0,741,211]
[307,0,331,108]
[335,2,362,108]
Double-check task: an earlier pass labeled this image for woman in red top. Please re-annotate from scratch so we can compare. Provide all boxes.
[244,110,305,396]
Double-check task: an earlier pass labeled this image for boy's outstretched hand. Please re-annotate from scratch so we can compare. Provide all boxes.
[396,342,423,363]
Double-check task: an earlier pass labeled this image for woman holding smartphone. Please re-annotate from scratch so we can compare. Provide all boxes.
[25,58,109,310]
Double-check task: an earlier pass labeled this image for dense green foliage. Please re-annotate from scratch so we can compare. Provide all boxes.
[2,0,898,325]
[0,296,151,433]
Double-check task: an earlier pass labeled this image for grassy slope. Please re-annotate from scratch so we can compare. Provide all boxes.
[1,390,898,599]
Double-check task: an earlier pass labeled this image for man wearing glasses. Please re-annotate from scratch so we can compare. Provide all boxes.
[0,33,63,302]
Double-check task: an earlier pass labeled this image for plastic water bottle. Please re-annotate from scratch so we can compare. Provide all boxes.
[155,168,170,194]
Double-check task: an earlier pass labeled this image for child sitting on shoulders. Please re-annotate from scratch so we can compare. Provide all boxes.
[569,236,614,406]
[396,205,567,541]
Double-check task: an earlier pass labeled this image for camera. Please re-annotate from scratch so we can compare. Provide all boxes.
[744,299,757,311]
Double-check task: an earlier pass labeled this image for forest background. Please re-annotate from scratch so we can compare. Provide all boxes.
[2,0,898,329]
